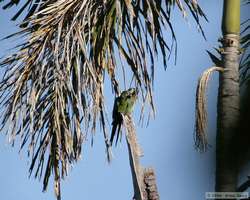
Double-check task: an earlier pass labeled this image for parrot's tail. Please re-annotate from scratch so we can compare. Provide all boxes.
[110,121,122,146]
[110,123,117,145]
[115,124,122,146]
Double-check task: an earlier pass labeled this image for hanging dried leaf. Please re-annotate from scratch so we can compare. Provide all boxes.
[195,66,224,152]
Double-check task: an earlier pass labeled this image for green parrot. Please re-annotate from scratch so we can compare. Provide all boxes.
[110,88,138,145]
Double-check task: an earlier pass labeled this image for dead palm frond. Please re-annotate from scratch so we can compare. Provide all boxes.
[0,0,206,199]
[195,66,224,152]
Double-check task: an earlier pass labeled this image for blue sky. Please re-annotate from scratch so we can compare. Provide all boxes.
[0,1,248,200]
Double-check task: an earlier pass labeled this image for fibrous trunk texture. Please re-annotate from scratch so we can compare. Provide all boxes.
[124,115,160,200]
[143,168,160,200]
[216,33,240,193]
[124,115,145,200]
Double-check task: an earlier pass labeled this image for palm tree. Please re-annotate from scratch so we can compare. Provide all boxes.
[0,0,206,199]
[216,0,240,192]
[195,0,250,195]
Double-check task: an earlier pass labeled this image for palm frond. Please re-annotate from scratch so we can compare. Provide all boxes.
[2,0,44,22]
[0,0,206,199]
[240,30,250,83]
[240,3,250,84]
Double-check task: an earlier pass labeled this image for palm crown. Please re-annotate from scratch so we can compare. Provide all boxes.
[0,1,207,199]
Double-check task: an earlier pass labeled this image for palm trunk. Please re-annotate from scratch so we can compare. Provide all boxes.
[215,0,240,193]
[124,115,160,200]
[124,115,145,200]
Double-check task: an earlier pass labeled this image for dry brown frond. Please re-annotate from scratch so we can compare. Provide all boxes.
[195,66,224,153]
[1,0,206,199]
